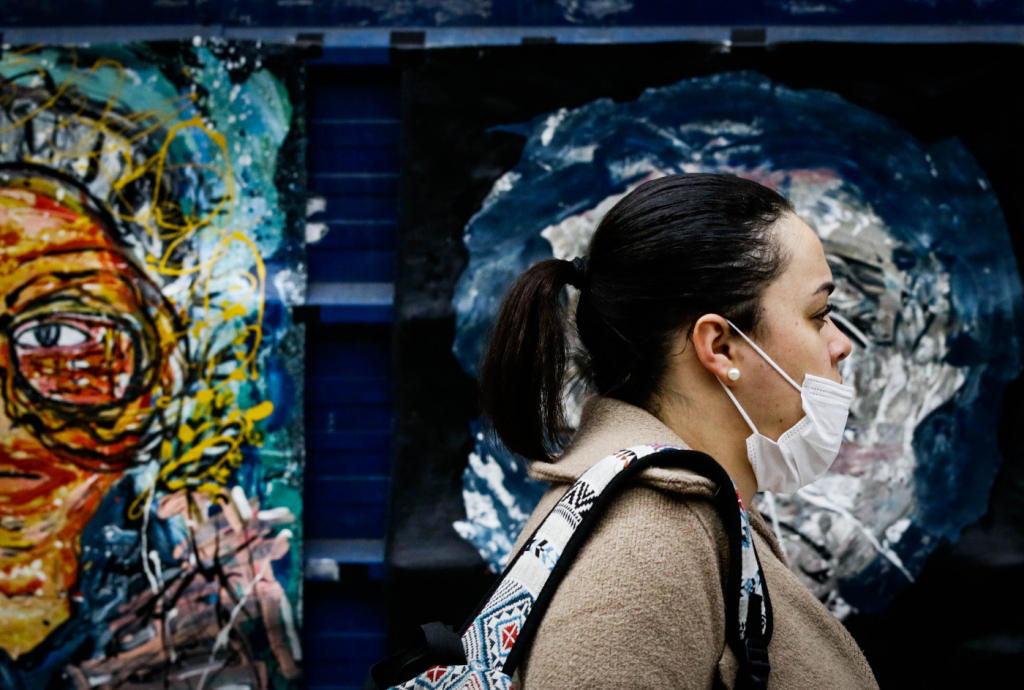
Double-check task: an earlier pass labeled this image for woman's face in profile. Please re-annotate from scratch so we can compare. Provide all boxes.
[737,212,853,441]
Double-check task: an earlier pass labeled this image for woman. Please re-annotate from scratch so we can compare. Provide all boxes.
[0,166,181,662]
[479,174,879,689]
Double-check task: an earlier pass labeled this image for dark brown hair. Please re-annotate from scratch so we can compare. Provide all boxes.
[479,173,793,461]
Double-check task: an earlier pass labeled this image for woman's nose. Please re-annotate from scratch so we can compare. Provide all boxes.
[832,324,853,363]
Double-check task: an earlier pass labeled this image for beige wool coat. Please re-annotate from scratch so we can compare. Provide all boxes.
[509,395,879,690]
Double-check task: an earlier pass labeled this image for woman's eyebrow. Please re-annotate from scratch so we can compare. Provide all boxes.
[813,281,836,296]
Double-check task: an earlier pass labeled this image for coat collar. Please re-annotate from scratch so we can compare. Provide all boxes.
[528,395,713,496]
[527,395,787,562]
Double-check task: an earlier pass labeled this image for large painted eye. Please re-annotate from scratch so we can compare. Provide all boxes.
[14,323,89,348]
[11,316,137,405]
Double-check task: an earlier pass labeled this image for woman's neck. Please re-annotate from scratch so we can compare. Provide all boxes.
[653,391,759,507]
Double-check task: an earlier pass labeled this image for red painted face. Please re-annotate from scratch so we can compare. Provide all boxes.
[0,180,178,553]
[13,315,137,405]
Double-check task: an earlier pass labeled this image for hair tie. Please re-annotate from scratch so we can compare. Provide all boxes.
[568,256,590,290]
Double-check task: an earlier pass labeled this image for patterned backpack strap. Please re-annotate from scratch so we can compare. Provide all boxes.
[463,444,772,686]
[369,444,772,690]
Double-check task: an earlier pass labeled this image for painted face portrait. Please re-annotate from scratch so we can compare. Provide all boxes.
[0,168,182,656]
[452,72,1023,617]
[0,43,306,690]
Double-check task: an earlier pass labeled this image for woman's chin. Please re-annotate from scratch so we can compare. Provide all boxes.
[0,582,72,660]
[0,532,79,659]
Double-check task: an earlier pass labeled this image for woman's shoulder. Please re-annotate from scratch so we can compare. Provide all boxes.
[513,479,730,581]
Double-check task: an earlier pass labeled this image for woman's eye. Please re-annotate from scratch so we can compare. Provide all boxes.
[816,304,834,322]
[11,316,136,405]
[15,323,89,348]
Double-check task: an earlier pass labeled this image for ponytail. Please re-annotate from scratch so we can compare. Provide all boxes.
[479,259,577,462]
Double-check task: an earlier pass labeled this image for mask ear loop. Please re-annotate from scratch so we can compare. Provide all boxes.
[724,319,803,392]
[719,378,760,436]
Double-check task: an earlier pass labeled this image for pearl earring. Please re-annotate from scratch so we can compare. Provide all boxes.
[727,367,741,381]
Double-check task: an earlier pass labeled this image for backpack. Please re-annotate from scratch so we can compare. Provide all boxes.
[364,444,773,690]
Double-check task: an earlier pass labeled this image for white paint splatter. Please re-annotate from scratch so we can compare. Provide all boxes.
[230,485,254,522]
[540,109,568,146]
[305,222,329,244]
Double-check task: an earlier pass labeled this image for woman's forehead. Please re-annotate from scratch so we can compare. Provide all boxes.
[775,212,831,290]
[0,187,116,271]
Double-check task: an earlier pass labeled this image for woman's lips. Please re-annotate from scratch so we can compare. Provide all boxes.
[0,469,46,490]
[0,452,80,509]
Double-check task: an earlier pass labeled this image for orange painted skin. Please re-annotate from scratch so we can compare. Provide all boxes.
[0,185,171,658]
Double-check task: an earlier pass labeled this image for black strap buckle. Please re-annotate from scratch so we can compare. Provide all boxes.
[740,638,771,690]
[363,622,466,690]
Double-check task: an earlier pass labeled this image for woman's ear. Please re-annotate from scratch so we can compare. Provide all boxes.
[691,314,737,382]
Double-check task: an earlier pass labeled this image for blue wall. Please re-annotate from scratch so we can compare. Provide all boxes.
[2,0,1022,26]
[302,65,400,690]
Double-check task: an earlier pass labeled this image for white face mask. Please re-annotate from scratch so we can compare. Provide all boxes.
[718,319,855,495]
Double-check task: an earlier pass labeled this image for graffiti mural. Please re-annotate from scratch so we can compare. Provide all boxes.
[452,71,1024,617]
[0,41,306,688]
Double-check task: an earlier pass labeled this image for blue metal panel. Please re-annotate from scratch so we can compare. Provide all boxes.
[307,587,389,633]
[309,149,400,175]
[318,304,394,323]
[7,25,1024,48]
[306,477,389,540]
[303,583,388,689]
[309,47,392,66]
[312,222,398,250]
[307,122,401,151]
[306,661,385,690]
[302,61,400,687]
[306,375,391,404]
[307,430,391,452]
[308,86,400,119]
[3,0,1024,28]
[306,68,400,294]
[306,337,392,377]
[307,450,391,477]
[311,172,399,196]
[315,195,399,223]
[306,539,386,564]
[307,404,393,433]
[304,631,387,663]
[307,283,395,323]
[308,250,395,283]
